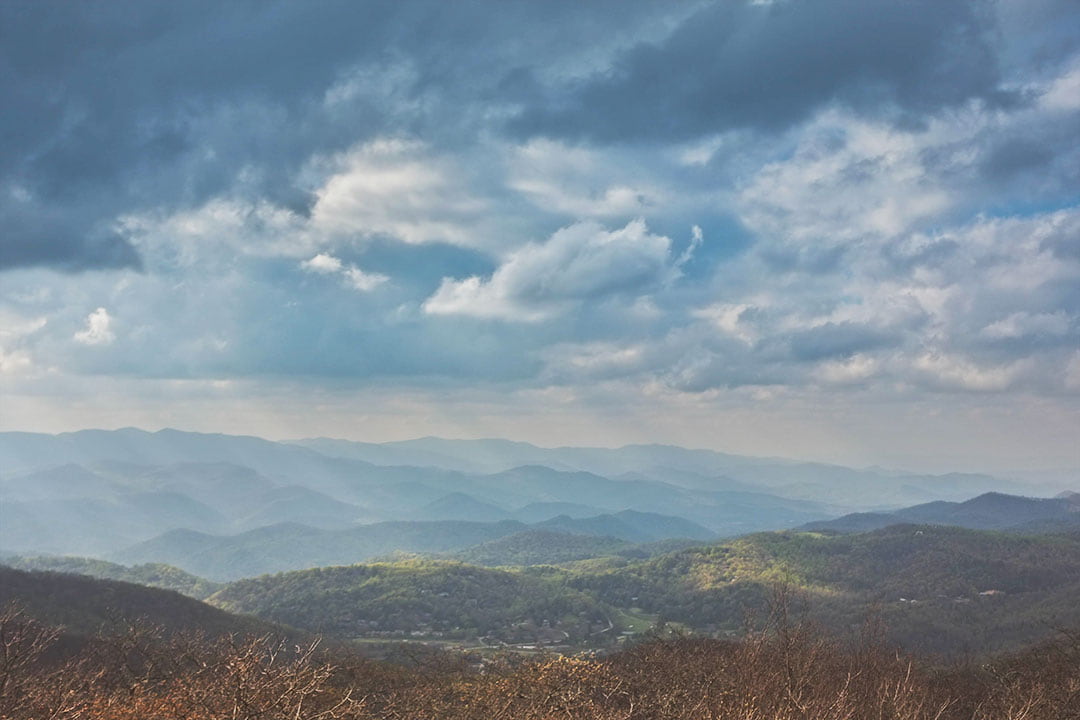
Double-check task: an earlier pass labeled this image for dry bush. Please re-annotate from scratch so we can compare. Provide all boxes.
[3,593,1080,720]
[0,607,359,720]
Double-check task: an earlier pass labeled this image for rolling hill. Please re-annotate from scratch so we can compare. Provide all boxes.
[0,566,288,641]
[112,520,532,580]
[1,555,222,599]
[565,524,1080,655]
[536,510,715,543]
[450,529,634,566]
[166,524,1080,657]
[800,491,1080,534]
[111,510,717,580]
[208,559,610,643]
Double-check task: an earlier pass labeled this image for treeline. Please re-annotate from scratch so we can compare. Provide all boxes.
[4,596,1078,720]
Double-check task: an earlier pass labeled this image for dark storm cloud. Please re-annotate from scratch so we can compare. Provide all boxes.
[0,203,142,272]
[0,0,662,271]
[510,0,1008,143]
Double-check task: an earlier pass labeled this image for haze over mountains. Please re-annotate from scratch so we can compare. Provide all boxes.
[1,427,1071,579]
[801,492,1080,535]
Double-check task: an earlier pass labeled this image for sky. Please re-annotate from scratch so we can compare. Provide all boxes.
[1,0,1078,474]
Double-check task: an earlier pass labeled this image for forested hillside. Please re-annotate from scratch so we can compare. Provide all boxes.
[208,559,610,644]
[0,567,284,641]
[566,525,1080,654]
[194,525,1080,657]
[2,555,222,598]
[449,529,634,566]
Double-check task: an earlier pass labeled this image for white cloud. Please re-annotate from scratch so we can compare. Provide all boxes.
[310,138,486,246]
[119,199,312,270]
[0,347,33,375]
[0,311,46,376]
[738,112,952,246]
[815,354,879,385]
[676,225,704,268]
[73,308,116,346]
[300,253,388,292]
[423,219,675,321]
[301,253,344,274]
[1039,57,1080,112]
[507,139,664,218]
[982,311,1071,339]
[692,303,759,344]
[343,266,389,292]
[912,352,1022,392]
[540,341,647,382]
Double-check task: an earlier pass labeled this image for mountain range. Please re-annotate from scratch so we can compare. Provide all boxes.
[1,428,1069,573]
[799,491,1080,534]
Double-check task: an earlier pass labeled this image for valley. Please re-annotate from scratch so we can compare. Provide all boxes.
[2,428,1077,659]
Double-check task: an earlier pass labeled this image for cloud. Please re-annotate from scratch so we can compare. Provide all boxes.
[423,219,677,321]
[1,1,1078,469]
[814,354,880,386]
[300,253,344,274]
[510,0,1007,143]
[785,322,898,362]
[505,139,666,219]
[309,138,487,247]
[981,311,1071,340]
[342,266,389,292]
[0,193,143,272]
[300,253,388,292]
[73,308,115,346]
[912,352,1024,392]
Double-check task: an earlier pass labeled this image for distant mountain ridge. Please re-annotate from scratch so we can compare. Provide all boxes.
[110,509,716,580]
[799,491,1080,534]
[0,428,1061,565]
[288,434,1038,505]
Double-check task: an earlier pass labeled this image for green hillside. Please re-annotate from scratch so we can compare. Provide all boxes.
[566,525,1080,654]
[199,525,1080,657]
[450,530,633,566]
[113,520,531,580]
[0,566,287,641]
[209,559,611,644]
[1,555,222,599]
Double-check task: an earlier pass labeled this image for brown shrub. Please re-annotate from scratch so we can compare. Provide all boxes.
[3,598,1079,720]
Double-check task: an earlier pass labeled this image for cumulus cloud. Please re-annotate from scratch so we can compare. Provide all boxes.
[301,253,344,274]
[300,253,388,292]
[506,139,666,219]
[2,1,1078,467]
[0,1,666,271]
[423,219,676,321]
[310,138,487,247]
[73,308,115,346]
[342,266,389,292]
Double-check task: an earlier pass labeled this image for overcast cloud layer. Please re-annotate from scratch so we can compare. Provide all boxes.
[2,0,1078,472]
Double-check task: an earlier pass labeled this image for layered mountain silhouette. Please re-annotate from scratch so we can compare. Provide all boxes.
[0,428,1065,573]
[799,491,1080,534]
